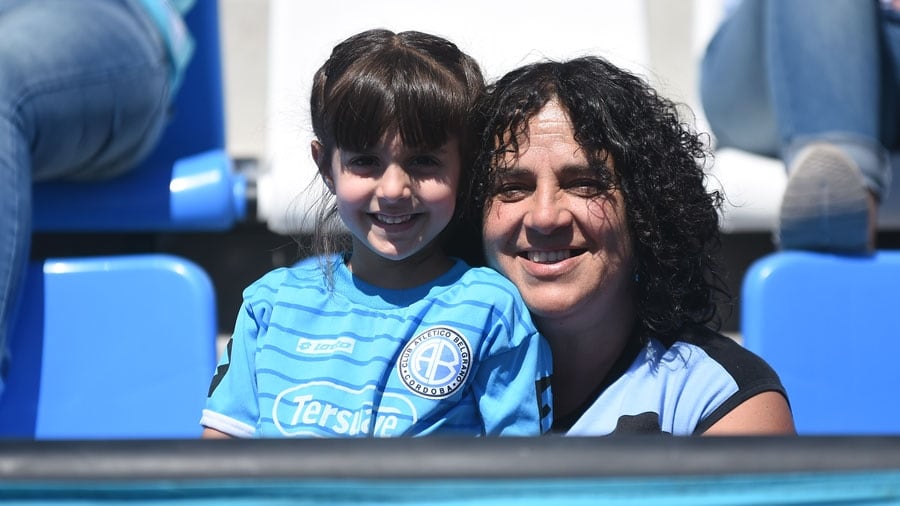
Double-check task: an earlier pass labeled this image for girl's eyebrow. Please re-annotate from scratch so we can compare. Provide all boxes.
[422,145,449,155]
[415,140,456,155]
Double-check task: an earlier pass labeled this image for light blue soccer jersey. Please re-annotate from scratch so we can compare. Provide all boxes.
[564,328,787,436]
[202,255,552,438]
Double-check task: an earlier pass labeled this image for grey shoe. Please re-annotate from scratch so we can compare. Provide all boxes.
[777,143,873,253]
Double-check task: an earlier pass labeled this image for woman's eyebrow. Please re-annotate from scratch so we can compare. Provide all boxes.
[495,163,598,177]
[495,166,532,177]
[560,164,597,175]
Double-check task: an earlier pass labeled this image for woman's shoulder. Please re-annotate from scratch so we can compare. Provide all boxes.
[666,326,789,434]
[660,327,787,421]
[567,328,786,435]
[672,326,782,386]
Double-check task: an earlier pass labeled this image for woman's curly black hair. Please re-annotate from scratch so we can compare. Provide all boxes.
[467,56,730,344]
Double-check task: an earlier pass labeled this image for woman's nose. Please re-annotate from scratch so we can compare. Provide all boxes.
[523,191,572,232]
[376,164,412,201]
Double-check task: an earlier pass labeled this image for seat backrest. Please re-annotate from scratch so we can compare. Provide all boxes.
[741,250,900,434]
[0,2,228,440]
[0,255,217,439]
[32,0,245,232]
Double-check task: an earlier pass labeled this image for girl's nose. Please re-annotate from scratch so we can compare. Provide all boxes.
[376,164,413,201]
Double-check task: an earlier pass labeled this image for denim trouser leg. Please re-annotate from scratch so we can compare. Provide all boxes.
[700,0,778,157]
[0,0,171,390]
[700,0,898,200]
[0,90,29,387]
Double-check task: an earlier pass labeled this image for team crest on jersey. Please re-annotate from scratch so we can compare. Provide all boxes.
[397,326,471,399]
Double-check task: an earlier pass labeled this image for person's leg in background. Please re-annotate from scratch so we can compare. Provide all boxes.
[0,0,170,395]
[881,2,900,170]
[700,0,779,157]
[701,0,891,253]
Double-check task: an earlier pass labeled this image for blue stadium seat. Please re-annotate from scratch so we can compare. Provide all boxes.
[0,1,235,438]
[741,250,900,435]
[0,255,217,439]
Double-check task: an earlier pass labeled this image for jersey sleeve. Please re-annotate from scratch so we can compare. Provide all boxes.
[691,334,790,434]
[471,299,553,436]
[200,289,268,437]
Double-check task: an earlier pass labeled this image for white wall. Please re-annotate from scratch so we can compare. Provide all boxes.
[258,0,655,234]
[220,0,270,161]
[223,0,900,235]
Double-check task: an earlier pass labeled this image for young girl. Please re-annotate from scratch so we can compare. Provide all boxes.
[201,29,552,438]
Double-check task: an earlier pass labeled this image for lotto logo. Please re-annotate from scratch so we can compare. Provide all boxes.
[397,326,471,399]
[296,336,355,355]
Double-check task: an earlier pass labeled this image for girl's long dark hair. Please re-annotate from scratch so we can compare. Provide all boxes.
[304,29,485,266]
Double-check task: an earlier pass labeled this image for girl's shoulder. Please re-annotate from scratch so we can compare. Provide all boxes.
[450,263,527,305]
[242,255,335,300]
[454,262,520,289]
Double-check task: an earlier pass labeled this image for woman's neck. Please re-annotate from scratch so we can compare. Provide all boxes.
[537,307,635,423]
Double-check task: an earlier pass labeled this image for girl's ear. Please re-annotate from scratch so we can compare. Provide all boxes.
[311,140,335,193]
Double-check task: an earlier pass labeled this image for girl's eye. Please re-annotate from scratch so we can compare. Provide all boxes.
[409,155,441,169]
[344,155,381,175]
[348,155,378,168]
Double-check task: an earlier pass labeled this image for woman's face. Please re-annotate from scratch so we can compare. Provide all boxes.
[481,100,634,326]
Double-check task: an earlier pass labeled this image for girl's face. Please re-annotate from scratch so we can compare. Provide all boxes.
[481,100,634,328]
[318,130,461,276]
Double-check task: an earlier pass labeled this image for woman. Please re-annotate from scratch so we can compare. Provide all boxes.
[468,56,795,435]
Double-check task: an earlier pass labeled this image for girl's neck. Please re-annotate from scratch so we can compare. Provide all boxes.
[346,246,455,290]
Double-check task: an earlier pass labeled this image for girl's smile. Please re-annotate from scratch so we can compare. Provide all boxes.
[316,131,461,287]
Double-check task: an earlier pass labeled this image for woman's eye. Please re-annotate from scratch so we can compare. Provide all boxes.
[568,179,608,197]
[492,183,530,202]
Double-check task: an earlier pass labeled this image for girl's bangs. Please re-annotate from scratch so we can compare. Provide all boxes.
[328,55,468,151]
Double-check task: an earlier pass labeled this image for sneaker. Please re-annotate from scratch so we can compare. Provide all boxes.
[776,143,874,254]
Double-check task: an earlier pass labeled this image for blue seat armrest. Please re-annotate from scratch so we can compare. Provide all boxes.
[32,149,246,232]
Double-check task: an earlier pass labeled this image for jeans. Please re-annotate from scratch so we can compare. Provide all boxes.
[0,0,172,391]
[700,0,900,200]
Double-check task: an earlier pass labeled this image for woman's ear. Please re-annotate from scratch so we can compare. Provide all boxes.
[311,140,335,193]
